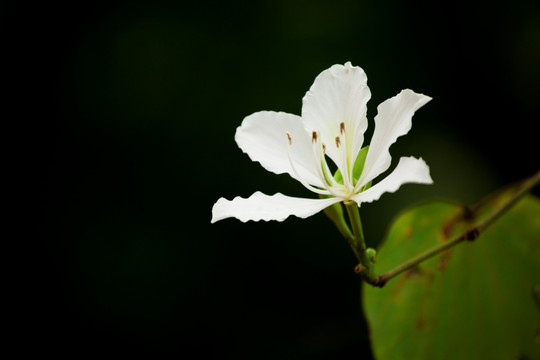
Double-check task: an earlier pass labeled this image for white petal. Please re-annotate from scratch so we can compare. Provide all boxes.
[235,111,324,187]
[301,62,371,162]
[351,157,432,205]
[211,191,341,223]
[357,89,431,187]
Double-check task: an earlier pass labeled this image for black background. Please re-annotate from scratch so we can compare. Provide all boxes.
[10,0,540,357]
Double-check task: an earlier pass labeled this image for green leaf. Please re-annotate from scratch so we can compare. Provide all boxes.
[363,193,540,360]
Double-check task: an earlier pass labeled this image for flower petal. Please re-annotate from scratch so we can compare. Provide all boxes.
[301,62,371,162]
[211,191,341,223]
[357,89,431,187]
[351,156,432,205]
[235,111,324,187]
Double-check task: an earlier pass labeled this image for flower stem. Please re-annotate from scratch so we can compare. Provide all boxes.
[345,202,381,286]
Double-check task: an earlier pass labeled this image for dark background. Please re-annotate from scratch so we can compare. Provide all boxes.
[10,0,539,357]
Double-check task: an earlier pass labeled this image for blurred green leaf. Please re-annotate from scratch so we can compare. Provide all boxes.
[363,191,540,360]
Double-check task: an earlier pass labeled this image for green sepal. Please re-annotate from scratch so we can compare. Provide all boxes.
[319,195,354,240]
[360,180,372,192]
[333,146,370,185]
[352,145,369,181]
[333,168,343,184]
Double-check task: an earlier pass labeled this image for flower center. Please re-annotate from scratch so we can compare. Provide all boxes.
[309,123,355,198]
[286,122,368,200]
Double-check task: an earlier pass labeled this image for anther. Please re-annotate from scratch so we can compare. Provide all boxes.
[322,143,326,154]
[312,131,318,143]
[285,131,292,145]
[335,136,341,148]
[340,122,345,135]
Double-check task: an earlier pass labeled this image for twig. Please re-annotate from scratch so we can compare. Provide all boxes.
[373,170,540,288]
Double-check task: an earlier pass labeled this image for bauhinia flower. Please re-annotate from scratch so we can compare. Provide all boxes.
[211,62,433,223]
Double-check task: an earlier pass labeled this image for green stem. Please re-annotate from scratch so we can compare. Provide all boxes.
[377,169,540,287]
[345,202,381,286]
[320,197,359,260]
[377,234,468,285]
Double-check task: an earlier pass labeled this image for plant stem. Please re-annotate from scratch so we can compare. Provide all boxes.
[376,169,540,287]
[345,202,381,286]
[377,233,469,285]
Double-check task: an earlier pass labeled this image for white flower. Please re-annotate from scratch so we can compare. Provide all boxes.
[211,62,433,223]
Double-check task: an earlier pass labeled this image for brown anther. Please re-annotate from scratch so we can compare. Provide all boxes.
[285,131,292,145]
[311,131,318,143]
[322,143,326,154]
[335,136,341,148]
[340,122,345,135]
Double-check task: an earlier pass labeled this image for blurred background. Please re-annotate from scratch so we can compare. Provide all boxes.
[11,0,539,357]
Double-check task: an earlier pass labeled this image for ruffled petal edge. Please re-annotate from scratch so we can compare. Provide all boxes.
[211,191,341,223]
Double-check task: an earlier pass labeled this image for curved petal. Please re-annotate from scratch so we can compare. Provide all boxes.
[301,62,371,163]
[351,157,432,205]
[211,191,341,223]
[357,89,431,187]
[235,111,324,187]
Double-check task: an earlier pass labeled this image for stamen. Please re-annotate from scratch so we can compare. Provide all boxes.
[310,135,343,198]
[285,131,292,145]
[312,131,318,143]
[340,122,345,135]
[335,136,341,148]
[286,141,331,196]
